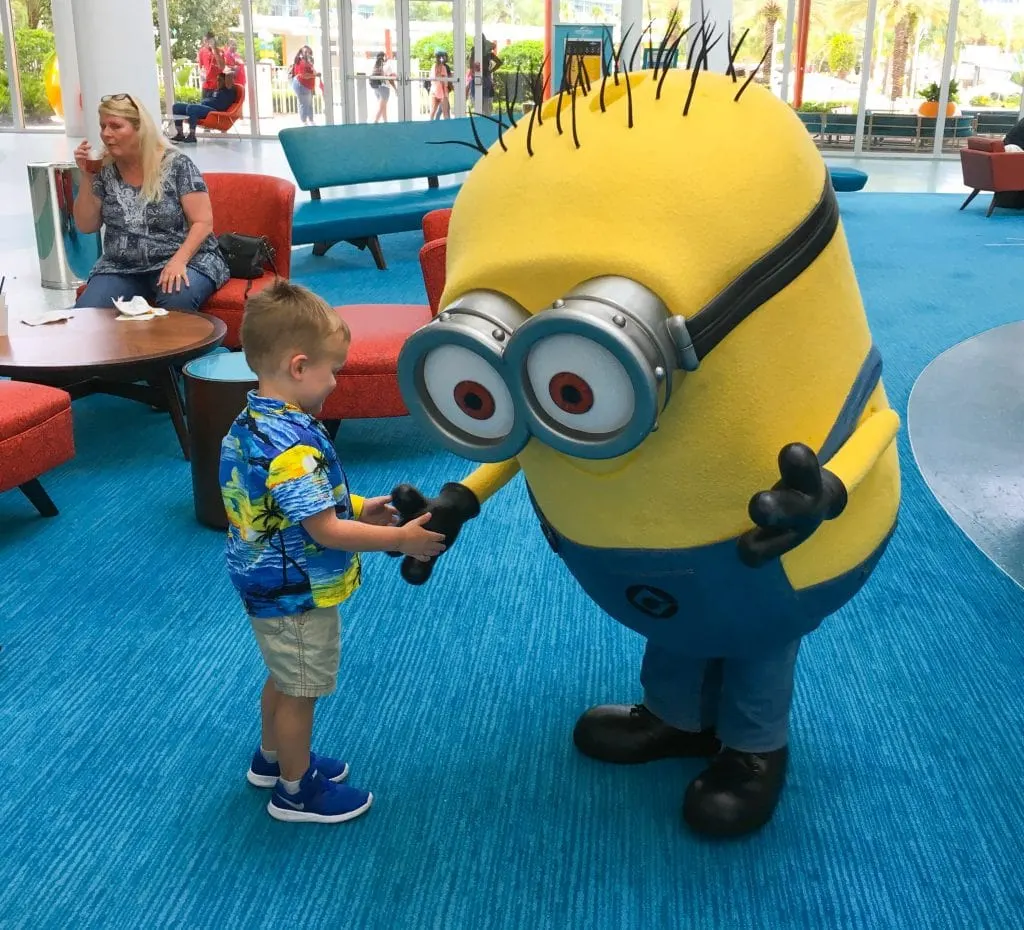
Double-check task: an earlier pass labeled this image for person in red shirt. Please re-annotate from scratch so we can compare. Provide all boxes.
[198,32,224,97]
[290,46,322,126]
[223,39,246,87]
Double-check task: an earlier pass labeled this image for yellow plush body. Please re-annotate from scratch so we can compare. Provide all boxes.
[396,65,901,829]
[442,69,898,642]
[398,69,899,667]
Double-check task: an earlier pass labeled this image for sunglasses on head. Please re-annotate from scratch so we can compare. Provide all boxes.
[101,93,138,109]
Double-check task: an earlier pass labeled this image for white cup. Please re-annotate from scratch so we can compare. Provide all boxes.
[0,294,8,337]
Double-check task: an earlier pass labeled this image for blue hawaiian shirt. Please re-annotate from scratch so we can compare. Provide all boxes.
[219,392,363,619]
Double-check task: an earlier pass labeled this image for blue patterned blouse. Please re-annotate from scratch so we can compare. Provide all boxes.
[90,149,230,288]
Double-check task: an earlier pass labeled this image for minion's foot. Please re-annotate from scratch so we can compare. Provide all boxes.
[572,704,720,764]
[683,746,788,838]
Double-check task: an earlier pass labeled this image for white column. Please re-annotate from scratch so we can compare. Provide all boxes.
[156,0,176,119]
[779,0,797,103]
[685,0,733,74]
[51,0,85,137]
[932,0,960,157]
[619,0,643,60]
[853,0,878,154]
[71,0,161,148]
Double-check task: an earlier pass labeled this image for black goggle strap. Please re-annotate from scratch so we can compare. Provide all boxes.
[684,171,840,364]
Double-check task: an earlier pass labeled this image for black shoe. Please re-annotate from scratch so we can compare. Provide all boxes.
[683,745,789,837]
[183,134,197,144]
[573,704,720,764]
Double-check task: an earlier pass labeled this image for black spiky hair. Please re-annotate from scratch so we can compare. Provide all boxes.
[430,12,763,160]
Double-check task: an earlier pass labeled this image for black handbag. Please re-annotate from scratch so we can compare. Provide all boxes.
[217,233,279,297]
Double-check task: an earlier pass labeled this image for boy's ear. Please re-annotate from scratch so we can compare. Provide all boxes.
[288,353,309,378]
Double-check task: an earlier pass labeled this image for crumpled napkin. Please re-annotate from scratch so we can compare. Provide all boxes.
[113,296,169,321]
[21,310,75,326]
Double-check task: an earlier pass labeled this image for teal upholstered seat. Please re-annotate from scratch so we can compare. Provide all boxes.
[829,167,869,192]
[279,118,500,268]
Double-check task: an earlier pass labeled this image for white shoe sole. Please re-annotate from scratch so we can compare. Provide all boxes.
[266,791,373,824]
[247,762,349,789]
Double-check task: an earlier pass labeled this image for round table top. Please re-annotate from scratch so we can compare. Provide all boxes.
[0,307,227,374]
[183,350,258,383]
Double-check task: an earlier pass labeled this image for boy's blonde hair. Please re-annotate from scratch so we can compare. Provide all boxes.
[241,281,349,375]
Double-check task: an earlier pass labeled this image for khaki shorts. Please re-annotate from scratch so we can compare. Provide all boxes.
[249,606,340,698]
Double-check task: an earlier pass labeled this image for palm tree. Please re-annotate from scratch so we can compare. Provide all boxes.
[760,1,782,83]
[254,497,309,589]
[890,2,910,100]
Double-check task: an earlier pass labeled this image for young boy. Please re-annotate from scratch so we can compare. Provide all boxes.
[219,281,445,824]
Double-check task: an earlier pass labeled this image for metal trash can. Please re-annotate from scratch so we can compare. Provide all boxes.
[27,162,102,290]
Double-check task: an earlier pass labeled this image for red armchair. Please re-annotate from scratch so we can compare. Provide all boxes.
[198,85,246,134]
[0,382,75,517]
[960,137,1024,216]
[75,171,295,347]
[420,208,451,315]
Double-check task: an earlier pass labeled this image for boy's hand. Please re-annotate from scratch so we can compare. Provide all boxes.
[397,514,446,562]
[359,495,398,526]
[388,482,481,585]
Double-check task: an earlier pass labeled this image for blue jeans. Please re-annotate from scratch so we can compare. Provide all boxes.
[75,270,217,313]
[292,78,314,123]
[172,102,214,134]
[640,638,802,754]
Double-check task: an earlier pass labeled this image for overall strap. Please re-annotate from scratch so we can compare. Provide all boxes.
[817,344,883,465]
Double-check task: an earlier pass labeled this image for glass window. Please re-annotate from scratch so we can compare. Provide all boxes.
[161,2,252,135]
[0,15,12,126]
[252,0,327,133]
[468,0,545,120]
[10,0,61,129]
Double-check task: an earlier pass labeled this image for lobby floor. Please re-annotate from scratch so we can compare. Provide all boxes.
[0,130,968,320]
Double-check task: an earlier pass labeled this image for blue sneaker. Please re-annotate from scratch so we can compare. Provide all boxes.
[267,767,373,824]
[247,750,349,788]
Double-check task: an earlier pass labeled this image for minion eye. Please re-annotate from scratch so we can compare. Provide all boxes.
[503,276,681,460]
[397,290,531,462]
[524,334,635,435]
[421,346,515,441]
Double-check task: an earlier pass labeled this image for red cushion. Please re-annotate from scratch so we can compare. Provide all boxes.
[419,239,447,315]
[0,382,75,492]
[967,136,1005,153]
[422,209,452,244]
[319,304,433,420]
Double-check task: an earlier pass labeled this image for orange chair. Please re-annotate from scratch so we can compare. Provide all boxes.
[75,172,295,349]
[202,172,295,347]
[198,84,245,134]
[960,136,1024,216]
[0,382,75,518]
[420,209,451,315]
[422,208,451,244]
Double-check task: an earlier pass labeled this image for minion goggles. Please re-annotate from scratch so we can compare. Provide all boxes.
[398,176,838,463]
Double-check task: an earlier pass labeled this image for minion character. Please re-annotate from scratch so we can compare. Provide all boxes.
[389,30,901,837]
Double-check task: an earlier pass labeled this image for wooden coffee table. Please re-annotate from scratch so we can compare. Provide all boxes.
[0,307,226,460]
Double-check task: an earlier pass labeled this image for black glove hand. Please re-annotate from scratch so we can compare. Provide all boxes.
[387,482,481,585]
[737,443,847,568]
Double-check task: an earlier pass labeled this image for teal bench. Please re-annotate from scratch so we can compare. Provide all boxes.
[961,109,1018,137]
[278,118,500,269]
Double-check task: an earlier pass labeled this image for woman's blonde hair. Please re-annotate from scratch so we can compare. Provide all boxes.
[97,94,171,204]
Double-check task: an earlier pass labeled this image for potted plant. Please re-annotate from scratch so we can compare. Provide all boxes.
[918,80,958,118]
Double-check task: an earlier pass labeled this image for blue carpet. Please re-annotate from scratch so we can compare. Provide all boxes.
[2,195,1024,929]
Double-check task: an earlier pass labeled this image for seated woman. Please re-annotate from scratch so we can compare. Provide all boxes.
[1004,116,1024,153]
[72,93,229,313]
[170,71,238,143]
